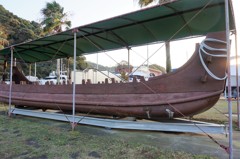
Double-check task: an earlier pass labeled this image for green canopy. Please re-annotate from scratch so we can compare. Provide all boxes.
[0,0,236,63]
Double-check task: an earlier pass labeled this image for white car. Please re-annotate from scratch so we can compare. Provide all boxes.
[39,75,68,85]
[39,75,57,85]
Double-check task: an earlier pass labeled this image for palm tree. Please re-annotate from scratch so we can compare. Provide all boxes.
[0,26,8,80]
[41,1,71,34]
[138,0,155,7]
[138,0,172,72]
[138,0,171,6]
[0,26,9,50]
[41,1,72,83]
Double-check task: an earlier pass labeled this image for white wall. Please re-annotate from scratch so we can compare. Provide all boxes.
[71,69,122,84]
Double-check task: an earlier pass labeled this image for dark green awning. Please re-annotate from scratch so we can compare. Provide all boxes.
[0,0,236,63]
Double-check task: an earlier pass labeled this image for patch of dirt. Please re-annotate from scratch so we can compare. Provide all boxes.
[139,148,157,159]
[25,138,40,148]
[1,128,8,132]
[77,126,110,137]
[4,152,29,159]
[88,151,101,158]
[36,154,48,159]
[70,151,80,159]
[20,152,29,156]
[25,154,48,159]
[13,130,20,134]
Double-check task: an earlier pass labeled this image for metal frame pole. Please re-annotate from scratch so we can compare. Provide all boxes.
[235,32,240,130]
[34,62,36,77]
[225,0,233,158]
[2,60,7,81]
[29,64,31,77]
[8,47,13,116]
[67,57,70,84]
[96,53,99,70]
[60,58,62,75]
[72,29,78,130]
[147,45,149,67]
[165,41,171,73]
[57,59,60,84]
[96,53,98,83]
[128,48,130,81]
[14,58,16,67]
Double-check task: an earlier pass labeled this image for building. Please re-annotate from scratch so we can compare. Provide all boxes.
[71,68,122,84]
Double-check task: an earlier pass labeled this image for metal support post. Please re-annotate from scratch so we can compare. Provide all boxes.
[225,0,233,158]
[165,41,171,73]
[60,58,62,75]
[57,59,60,84]
[72,29,78,130]
[96,53,99,70]
[2,60,7,81]
[67,57,70,84]
[14,58,16,66]
[128,48,130,81]
[96,53,98,82]
[29,64,31,77]
[235,32,240,130]
[8,47,13,116]
[34,62,36,77]
[147,45,149,67]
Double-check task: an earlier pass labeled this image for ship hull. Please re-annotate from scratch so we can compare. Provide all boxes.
[0,31,227,119]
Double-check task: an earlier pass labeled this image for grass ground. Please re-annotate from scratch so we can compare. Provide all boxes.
[193,99,239,129]
[0,99,239,159]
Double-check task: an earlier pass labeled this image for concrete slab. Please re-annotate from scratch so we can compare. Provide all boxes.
[7,108,240,158]
[77,125,240,159]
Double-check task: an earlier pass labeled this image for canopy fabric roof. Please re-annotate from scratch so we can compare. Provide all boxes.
[0,0,236,63]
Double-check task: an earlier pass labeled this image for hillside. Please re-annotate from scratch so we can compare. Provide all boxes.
[0,5,165,78]
[0,5,43,47]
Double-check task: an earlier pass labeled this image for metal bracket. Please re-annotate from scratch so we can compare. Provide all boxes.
[166,109,174,119]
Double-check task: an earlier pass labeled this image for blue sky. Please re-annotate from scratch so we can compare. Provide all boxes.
[0,0,138,27]
[0,0,239,68]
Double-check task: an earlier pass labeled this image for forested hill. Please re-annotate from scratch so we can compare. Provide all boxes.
[0,5,43,47]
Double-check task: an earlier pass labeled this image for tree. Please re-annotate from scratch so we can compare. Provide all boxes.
[41,1,72,83]
[0,5,43,79]
[149,64,166,74]
[41,1,71,34]
[0,26,9,49]
[68,56,89,70]
[138,0,171,6]
[138,0,155,7]
[138,0,172,72]
[115,60,133,80]
[0,26,8,79]
[0,5,42,46]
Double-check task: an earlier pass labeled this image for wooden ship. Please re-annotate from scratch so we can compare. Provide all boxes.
[0,0,235,120]
[0,31,227,119]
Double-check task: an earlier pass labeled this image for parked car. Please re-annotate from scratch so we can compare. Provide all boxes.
[39,71,68,85]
